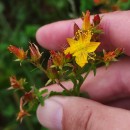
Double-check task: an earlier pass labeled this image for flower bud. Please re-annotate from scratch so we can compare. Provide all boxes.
[8,45,27,61]
[47,58,58,80]
[29,43,42,63]
[8,76,25,90]
[93,14,101,25]
[103,51,116,62]
[82,10,91,30]
[17,97,30,122]
[115,48,124,55]
[50,50,65,68]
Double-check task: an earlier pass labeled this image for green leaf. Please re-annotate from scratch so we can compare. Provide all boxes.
[77,75,84,89]
[49,91,63,97]
[33,86,48,105]
[45,79,52,86]
[28,99,38,112]
[40,89,48,95]
[69,74,77,88]
[92,64,97,76]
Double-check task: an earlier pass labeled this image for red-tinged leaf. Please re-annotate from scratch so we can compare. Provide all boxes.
[74,23,80,35]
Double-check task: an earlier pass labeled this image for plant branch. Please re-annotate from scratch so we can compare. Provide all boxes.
[83,66,92,81]
[30,61,47,75]
[55,79,71,95]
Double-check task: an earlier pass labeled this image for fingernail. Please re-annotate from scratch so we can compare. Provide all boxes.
[37,98,63,130]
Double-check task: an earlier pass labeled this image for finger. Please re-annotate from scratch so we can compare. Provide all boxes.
[37,96,130,130]
[41,84,130,109]
[81,57,130,102]
[106,98,130,110]
[99,10,130,55]
[36,19,81,50]
[41,57,130,103]
[36,11,130,55]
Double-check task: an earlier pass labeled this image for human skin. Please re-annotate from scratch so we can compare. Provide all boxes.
[36,11,130,130]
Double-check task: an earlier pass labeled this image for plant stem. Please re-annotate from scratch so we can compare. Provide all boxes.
[27,59,47,75]
[77,66,92,96]
[55,79,71,95]
[31,61,47,75]
[83,66,92,82]
[37,63,47,75]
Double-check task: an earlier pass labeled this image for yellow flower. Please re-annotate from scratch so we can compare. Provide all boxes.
[64,31,100,67]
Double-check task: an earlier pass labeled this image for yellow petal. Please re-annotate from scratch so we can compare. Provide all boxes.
[64,47,71,55]
[87,42,100,53]
[67,38,75,46]
[64,44,77,54]
[64,38,80,55]
[74,50,88,67]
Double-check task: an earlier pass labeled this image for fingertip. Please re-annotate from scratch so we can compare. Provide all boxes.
[36,21,70,50]
[36,24,52,50]
[37,99,63,130]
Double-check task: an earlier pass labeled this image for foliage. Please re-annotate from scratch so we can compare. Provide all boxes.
[0,0,130,130]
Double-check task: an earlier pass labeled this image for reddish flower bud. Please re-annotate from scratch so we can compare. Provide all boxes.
[23,91,35,102]
[46,58,58,80]
[115,48,124,55]
[8,45,27,61]
[50,50,65,67]
[17,109,30,122]
[17,97,30,122]
[65,53,72,60]
[8,76,25,90]
[103,48,123,66]
[103,51,116,62]
[93,14,101,25]
[29,43,42,63]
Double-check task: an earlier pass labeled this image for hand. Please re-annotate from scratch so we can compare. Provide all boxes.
[36,11,130,130]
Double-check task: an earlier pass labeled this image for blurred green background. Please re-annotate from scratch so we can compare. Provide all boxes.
[0,0,130,130]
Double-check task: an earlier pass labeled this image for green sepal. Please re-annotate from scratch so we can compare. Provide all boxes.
[91,64,97,76]
[33,87,48,106]
[27,99,39,113]
[45,79,52,86]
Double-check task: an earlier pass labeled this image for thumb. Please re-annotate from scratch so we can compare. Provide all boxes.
[37,96,130,130]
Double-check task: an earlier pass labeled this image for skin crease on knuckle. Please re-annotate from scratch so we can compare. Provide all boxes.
[60,98,97,130]
[63,105,93,130]
[80,58,130,103]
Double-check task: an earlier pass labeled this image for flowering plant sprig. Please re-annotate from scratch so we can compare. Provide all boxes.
[8,11,123,122]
